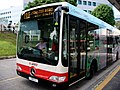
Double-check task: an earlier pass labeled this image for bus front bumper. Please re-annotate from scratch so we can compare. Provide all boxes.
[16,70,68,87]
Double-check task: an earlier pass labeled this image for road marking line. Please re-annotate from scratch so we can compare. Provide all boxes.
[95,66,120,90]
[0,76,20,83]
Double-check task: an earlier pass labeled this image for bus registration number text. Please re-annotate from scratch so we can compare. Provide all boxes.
[29,77,38,83]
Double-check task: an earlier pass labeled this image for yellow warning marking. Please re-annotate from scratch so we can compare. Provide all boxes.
[0,76,20,83]
[95,66,120,90]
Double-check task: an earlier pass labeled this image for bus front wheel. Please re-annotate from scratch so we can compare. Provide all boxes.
[89,64,95,79]
[116,52,119,61]
[87,60,97,79]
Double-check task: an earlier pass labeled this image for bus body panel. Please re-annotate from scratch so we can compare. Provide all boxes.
[16,2,120,86]
[17,58,68,73]
[16,58,68,83]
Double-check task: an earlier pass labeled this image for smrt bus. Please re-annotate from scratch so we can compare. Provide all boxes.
[16,2,120,87]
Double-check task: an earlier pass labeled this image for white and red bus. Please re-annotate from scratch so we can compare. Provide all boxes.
[16,2,120,87]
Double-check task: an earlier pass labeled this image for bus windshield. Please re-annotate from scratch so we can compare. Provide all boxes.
[17,17,59,66]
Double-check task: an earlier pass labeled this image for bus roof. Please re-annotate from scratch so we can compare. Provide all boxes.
[22,2,66,14]
[22,2,119,32]
[67,3,115,30]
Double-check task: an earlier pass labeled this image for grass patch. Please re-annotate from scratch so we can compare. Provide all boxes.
[0,33,16,56]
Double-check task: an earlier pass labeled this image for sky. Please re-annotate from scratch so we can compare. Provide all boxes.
[0,0,120,17]
[0,0,23,10]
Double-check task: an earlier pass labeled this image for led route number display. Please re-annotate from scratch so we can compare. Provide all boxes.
[23,6,59,20]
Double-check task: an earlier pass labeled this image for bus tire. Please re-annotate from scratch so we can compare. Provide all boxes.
[86,64,94,80]
[116,52,119,61]
[87,60,97,79]
[89,64,95,79]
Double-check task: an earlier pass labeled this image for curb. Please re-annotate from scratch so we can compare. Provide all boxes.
[0,56,16,60]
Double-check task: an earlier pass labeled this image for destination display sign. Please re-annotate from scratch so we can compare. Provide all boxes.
[22,5,59,20]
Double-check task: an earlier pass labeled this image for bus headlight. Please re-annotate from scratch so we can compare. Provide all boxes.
[17,66,22,71]
[49,76,66,83]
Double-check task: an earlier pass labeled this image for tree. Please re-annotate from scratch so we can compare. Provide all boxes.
[24,0,77,10]
[91,4,115,26]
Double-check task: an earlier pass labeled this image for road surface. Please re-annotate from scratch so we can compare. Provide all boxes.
[0,58,120,90]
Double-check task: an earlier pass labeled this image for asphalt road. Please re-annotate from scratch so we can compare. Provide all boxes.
[0,58,120,90]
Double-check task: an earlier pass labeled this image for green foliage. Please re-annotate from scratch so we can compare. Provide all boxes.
[0,33,16,56]
[0,41,16,56]
[24,0,77,10]
[66,0,77,6]
[91,4,115,26]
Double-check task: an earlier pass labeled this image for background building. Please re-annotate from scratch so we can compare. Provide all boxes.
[77,0,112,13]
[0,6,23,24]
[0,6,23,32]
[0,18,8,31]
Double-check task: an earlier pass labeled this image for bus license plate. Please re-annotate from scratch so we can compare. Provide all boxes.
[29,77,38,83]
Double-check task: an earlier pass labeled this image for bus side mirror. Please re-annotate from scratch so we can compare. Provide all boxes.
[25,35,29,43]
[53,6,69,27]
[61,6,69,12]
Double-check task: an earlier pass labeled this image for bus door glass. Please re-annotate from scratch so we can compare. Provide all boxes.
[68,16,87,80]
[69,16,78,78]
[79,20,87,77]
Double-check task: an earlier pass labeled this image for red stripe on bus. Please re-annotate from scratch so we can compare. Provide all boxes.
[17,63,68,83]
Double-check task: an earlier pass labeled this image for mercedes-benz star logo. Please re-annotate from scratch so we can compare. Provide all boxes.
[30,68,36,76]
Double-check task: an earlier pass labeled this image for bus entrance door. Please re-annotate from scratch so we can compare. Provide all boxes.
[69,17,78,81]
[79,30,86,78]
[69,27,78,80]
[69,17,86,83]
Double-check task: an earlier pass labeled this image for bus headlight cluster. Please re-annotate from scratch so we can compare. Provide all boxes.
[17,66,22,71]
[49,76,66,83]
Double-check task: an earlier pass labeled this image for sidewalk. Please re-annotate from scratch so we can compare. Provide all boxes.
[103,69,120,90]
[0,55,16,60]
[95,66,120,90]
